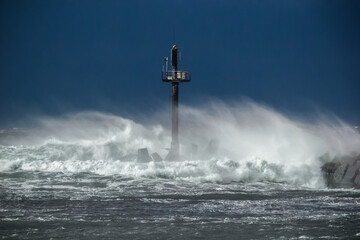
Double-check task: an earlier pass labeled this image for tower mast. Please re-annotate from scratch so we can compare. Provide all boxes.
[162,45,191,160]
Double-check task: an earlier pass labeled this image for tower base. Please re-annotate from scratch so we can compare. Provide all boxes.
[165,148,180,161]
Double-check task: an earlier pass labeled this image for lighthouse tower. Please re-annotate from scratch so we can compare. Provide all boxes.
[162,45,191,160]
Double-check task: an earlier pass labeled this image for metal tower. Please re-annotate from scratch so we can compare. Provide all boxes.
[162,45,191,160]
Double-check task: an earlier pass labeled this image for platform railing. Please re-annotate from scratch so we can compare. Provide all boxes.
[162,70,191,82]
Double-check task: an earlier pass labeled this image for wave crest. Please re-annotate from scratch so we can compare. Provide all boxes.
[1,101,359,188]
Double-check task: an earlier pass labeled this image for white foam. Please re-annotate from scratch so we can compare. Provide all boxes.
[1,101,359,188]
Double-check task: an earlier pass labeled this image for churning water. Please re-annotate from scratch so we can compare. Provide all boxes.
[1,101,360,239]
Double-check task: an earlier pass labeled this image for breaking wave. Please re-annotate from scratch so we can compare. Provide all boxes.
[1,100,359,188]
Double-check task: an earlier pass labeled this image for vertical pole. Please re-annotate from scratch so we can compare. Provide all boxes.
[171,82,179,159]
[170,45,179,160]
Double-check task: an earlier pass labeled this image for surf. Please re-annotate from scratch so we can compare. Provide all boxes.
[0,100,359,188]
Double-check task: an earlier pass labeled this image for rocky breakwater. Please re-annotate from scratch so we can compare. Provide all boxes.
[321,154,360,188]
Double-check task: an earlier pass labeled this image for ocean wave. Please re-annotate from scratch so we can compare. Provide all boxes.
[1,101,359,188]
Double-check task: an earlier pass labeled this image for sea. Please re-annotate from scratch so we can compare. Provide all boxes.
[1,102,360,239]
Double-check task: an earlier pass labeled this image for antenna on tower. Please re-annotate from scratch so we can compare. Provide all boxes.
[161,45,191,161]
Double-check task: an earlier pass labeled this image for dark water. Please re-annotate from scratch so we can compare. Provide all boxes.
[1,171,360,240]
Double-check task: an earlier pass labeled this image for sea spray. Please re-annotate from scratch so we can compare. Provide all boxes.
[1,101,359,188]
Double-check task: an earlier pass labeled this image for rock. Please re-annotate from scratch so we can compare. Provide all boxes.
[151,152,163,162]
[321,155,360,188]
[137,148,153,163]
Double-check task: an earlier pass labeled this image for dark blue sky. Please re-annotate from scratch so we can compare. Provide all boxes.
[1,0,359,126]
